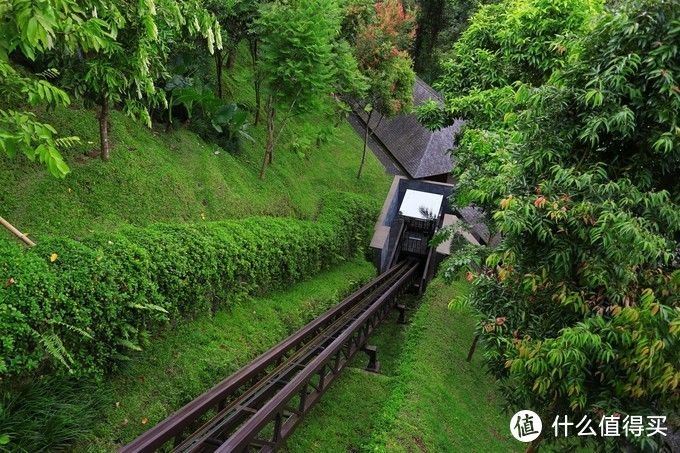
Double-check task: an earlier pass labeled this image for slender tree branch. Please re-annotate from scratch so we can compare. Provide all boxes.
[272,86,303,149]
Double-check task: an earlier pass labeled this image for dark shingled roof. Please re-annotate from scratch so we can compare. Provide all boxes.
[348,77,462,179]
[456,206,502,247]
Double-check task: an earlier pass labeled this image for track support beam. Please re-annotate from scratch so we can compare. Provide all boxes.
[362,345,380,373]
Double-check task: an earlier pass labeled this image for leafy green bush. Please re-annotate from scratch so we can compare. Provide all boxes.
[0,241,60,379]
[437,0,603,95]
[0,192,377,385]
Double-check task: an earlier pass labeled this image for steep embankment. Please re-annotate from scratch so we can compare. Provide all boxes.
[0,47,391,240]
[369,278,520,452]
[282,278,521,452]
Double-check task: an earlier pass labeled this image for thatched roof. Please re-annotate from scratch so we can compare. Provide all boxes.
[348,77,462,179]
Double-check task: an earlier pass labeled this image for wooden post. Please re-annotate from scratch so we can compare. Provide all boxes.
[0,216,36,246]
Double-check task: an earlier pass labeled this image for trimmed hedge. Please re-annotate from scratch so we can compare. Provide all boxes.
[0,192,377,384]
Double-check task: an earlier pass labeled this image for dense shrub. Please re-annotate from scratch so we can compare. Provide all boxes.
[0,192,377,385]
[0,241,60,379]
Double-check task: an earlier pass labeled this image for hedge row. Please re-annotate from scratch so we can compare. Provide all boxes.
[0,192,377,384]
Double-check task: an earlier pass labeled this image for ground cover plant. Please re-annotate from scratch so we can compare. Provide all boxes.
[1,258,376,452]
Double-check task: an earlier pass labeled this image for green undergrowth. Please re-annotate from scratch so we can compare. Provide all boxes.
[284,278,520,452]
[0,258,376,452]
[0,44,390,240]
[0,376,110,452]
[370,277,521,452]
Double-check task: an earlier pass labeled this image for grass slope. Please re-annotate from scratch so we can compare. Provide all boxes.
[372,277,521,452]
[40,258,377,452]
[0,47,390,240]
[284,278,521,452]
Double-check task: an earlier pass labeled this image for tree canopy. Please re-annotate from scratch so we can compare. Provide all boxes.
[255,0,366,179]
[0,0,113,177]
[1,0,220,173]
[432,0,678,449]
[352,0,416,178]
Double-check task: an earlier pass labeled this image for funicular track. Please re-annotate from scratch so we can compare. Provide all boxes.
[122,259,421,453]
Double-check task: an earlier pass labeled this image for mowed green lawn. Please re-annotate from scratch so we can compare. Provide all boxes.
[283,278,522,453]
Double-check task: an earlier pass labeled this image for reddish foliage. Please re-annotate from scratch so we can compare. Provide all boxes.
[354,0,416,71]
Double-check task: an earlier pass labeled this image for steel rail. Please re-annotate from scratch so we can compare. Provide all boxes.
[419,245,437,295]
[173,261,415,452]
[120,261,409,453]
[215,262,420,452]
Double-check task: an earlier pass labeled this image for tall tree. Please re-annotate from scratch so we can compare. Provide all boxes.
[353,0,417,179]
[256,0,362,179]
[0,0,113,177]
[431,0,678,450]
[55,0,220,162]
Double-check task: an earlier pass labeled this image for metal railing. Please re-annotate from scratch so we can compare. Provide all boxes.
[121,260,419,453]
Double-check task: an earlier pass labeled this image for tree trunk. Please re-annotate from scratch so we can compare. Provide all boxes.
[268,121,274,164]
[466,334,480,362]
[358,110,373,179]
[216,51,224,100]
[260,97,275,179]
[254,77,262,127]
[250,39,261,126]
[99,94,111,162]
[227,47,237,72]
